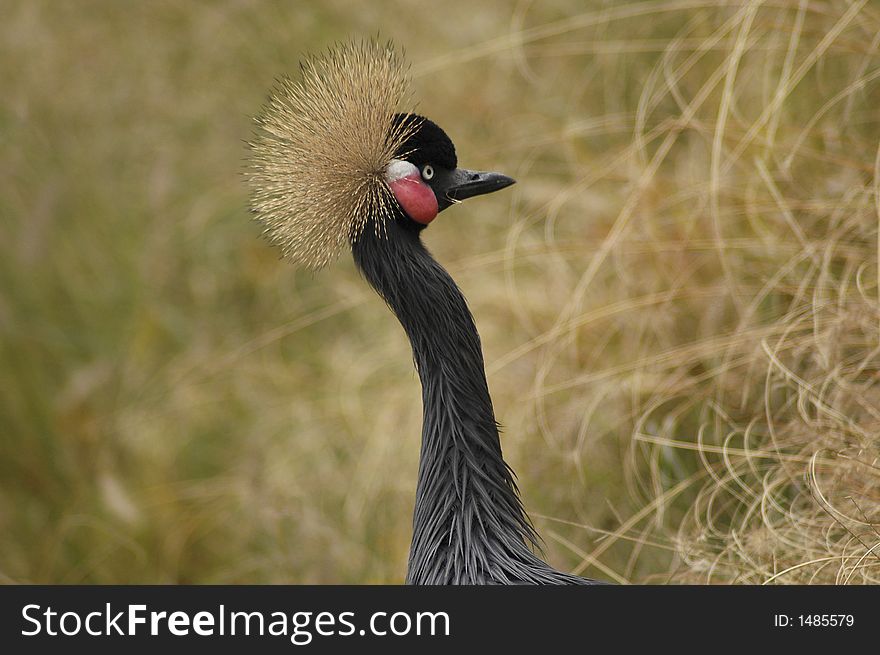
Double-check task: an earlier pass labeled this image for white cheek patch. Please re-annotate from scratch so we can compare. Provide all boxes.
[385,158,420,183]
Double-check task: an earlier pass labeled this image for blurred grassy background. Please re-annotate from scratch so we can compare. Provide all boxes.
[3,0,879,583]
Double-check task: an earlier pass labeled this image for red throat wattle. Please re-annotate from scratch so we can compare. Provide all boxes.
[385,159,439,224]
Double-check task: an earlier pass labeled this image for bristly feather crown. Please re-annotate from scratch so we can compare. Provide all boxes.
[246,40,419,269]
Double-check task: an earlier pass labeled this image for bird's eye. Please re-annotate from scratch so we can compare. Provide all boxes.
[421,164,434,181]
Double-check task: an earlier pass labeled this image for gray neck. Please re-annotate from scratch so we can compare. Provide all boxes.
[351,217,555,584]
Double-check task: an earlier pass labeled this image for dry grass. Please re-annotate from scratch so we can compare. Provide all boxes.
[2,0,879,584]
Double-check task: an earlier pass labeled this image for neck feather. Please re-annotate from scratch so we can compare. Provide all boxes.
[351,217,545,584]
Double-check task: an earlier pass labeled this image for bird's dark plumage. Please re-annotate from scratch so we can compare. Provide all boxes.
[353,115,600,585]
[392,114,458,170]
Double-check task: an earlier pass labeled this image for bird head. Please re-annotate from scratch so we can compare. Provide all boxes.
[247,41,515,269]
[385,114,515,227]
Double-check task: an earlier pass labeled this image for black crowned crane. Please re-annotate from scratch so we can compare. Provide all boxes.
[248,41,600,585]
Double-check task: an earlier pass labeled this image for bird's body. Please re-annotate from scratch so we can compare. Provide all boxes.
[248,41,601,584]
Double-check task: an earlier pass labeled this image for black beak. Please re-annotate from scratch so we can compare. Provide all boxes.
[439,168,516,210]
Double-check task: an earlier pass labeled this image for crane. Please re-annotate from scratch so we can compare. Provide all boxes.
[248,41,600,585]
